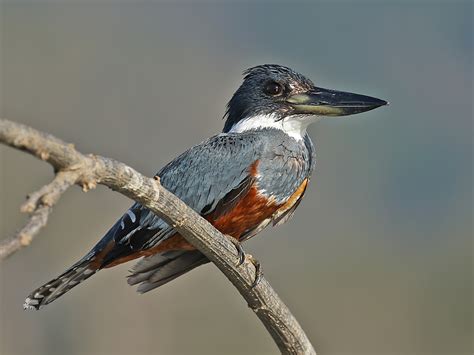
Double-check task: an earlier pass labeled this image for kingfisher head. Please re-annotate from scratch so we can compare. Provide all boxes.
[223,64,387,140]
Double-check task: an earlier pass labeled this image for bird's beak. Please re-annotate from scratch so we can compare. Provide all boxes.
[287,87,388,116]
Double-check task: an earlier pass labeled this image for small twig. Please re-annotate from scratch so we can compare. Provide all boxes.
[21,171,77,213]
[0,171,78,260]
[0,205,50,260]
[0,118,316,355]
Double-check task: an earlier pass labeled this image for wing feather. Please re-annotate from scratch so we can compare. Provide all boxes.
[95,133,264,264]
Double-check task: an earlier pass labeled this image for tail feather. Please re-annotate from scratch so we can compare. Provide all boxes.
[127,251,208,294]
[24,258,97,310]
[25,250,209,310]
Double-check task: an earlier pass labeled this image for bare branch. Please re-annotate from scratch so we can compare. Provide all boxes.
[0,118,316,355]
[21,171,78,213]
[0,170,78,259]
[0,205,50,260]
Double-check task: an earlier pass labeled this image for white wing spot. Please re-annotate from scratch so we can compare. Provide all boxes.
[34,292,44,299]
[120,220,125,230]
[127,210,137,223]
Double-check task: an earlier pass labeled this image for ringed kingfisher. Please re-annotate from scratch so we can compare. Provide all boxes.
[24,64,387,310]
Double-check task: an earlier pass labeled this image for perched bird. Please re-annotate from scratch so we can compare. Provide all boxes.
[24,64,387,310]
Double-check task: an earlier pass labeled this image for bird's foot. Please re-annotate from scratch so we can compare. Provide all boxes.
[246,254,263,288]
[224,235,262,288]
[225,235,245,266]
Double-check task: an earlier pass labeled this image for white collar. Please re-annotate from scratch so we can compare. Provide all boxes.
[228,113,319,141]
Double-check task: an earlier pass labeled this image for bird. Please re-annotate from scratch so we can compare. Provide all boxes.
[24,64,387,310]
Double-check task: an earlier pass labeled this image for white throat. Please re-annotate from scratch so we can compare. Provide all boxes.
[228,113,318,141]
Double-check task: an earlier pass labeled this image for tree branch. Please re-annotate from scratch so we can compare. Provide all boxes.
[0,118,316,355]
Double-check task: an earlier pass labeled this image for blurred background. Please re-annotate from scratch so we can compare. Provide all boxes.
[0,1,472,355]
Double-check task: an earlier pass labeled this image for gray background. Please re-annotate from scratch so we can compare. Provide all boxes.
[1,1,472,355]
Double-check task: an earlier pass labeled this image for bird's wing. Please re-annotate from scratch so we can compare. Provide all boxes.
[93,132,264,267]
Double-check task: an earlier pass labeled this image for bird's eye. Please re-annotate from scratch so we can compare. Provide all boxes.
[264,81,283,96]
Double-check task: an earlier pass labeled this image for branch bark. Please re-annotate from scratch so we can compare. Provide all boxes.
[0,118,316,355]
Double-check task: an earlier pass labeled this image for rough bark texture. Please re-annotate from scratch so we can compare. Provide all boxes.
[0,118,316,355]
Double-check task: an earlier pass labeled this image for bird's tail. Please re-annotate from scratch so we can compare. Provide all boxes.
[127,250,208,293]
[24,256,98,310]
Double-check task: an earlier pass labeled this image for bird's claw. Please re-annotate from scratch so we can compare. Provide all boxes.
[225,235,245,266]
[246,254,263,288]
[224,235,262,287]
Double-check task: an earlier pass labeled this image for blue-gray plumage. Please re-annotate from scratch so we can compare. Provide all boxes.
[24,64,387,309]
